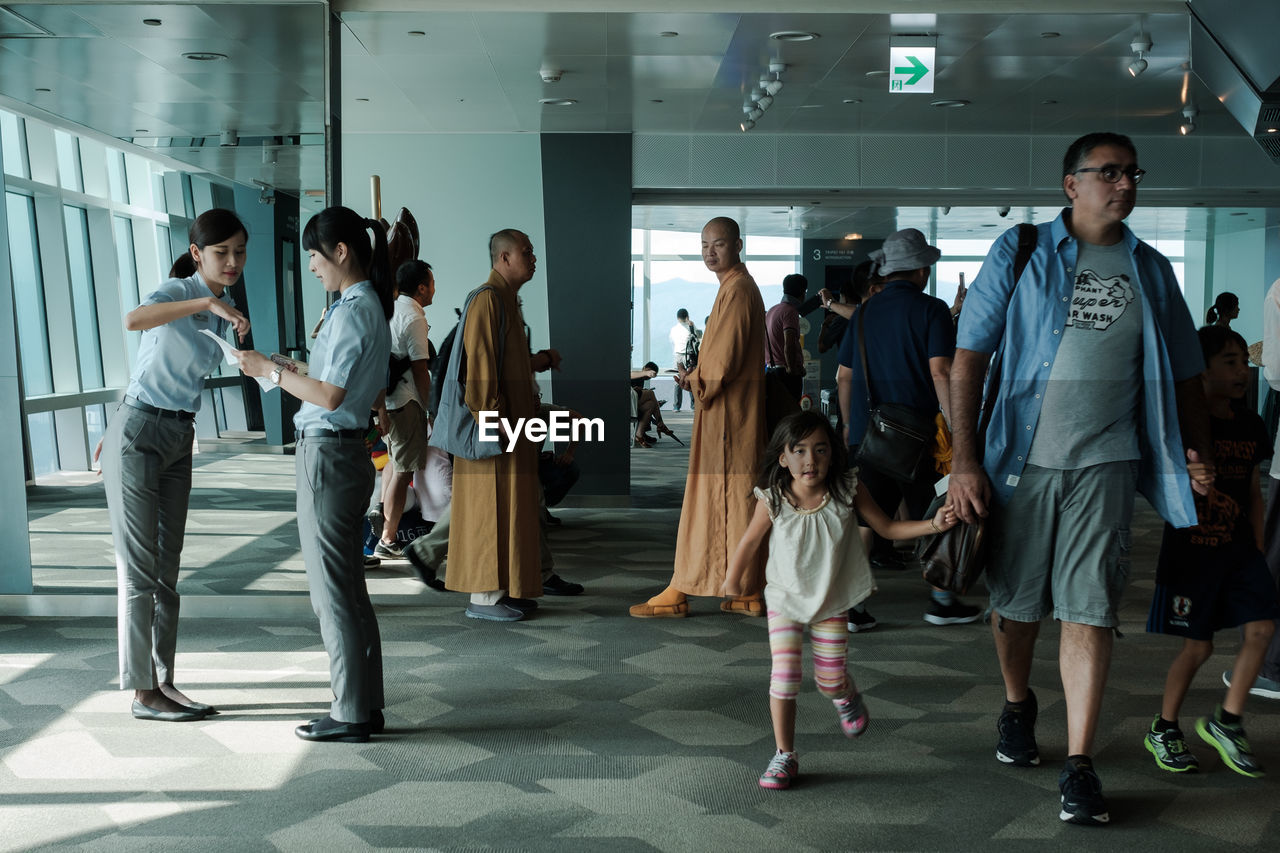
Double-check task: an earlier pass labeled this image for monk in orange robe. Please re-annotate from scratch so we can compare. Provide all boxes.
[630,217,768,618]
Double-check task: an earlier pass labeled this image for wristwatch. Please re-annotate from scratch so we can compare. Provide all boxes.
[269,368,282,386]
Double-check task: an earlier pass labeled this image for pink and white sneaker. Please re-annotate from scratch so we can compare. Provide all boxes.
[836,693,870,737]
[758,750,799,790]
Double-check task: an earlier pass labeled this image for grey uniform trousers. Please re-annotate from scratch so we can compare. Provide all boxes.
[296,435,384,723]
[101,401,194,690]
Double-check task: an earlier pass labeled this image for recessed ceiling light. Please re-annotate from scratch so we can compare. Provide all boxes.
[143,18,161,27]
[844,232,863,241]
[798,104,823,109]
[134,128,148,133]
[809,201,822,205]
[650,99,664,103]
[931,99,971,108]
[1040,32,1060,38]
[842,98,862,104]
[183,52,227,61]
[34,87,51,93]
[1268,128,1279,133]
[407,30,425,36]
[1231,211,1248,216]
[539,98,577,106]
[770,31,820,42]
[659,31,678,38]
[356,97,370,102]
[865,70,889,78]
[1041,99,1058,105]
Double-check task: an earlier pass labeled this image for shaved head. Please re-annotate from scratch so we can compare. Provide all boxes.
[489,229,528,266]
[704,216,740,243]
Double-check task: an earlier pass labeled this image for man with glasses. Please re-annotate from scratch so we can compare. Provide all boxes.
[948,132,1211,827]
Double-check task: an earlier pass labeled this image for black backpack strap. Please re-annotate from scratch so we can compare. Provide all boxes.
[1012,222,1038,284]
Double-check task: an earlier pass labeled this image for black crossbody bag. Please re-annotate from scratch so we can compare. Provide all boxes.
[853,302,939,483]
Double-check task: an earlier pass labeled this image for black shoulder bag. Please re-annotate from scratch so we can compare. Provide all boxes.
[853,301,940,483]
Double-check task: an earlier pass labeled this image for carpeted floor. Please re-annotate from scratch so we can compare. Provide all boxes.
[2,410,1277,851]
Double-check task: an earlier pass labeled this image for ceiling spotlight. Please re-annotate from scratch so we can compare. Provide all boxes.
[757,94,774,109]
[749,107,764,121]
[1128,32,1152,77]
[997,206,1011,217]
[940,206,951,215]
[770,31,819,42]
[539,66,563,83]
[765,79,784,96]
[1180,103,1199,135]
[740,119,755,132]
[219,129,238,147]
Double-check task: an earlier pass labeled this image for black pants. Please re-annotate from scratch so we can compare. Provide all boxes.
[848,442,938,557]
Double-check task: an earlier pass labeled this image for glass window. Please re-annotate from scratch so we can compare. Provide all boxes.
[85,404,106,468]
[151,170,168,213]
[64,206,104,389]
[156,224,172,277]
[934,261,983,311]
[1,110,29,179]
[26,413,58,477]
[55,130,83,192]
[106,151,128,204]
[114,216,141,365]
[6,192,53,395]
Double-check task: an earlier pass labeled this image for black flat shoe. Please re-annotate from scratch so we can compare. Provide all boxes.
[542,574,585,596]
[499,595,539,613]
[295,715,371,743]
[131,699,208,723]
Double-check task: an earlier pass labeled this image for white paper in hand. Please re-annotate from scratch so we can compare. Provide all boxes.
[199,329,275,392]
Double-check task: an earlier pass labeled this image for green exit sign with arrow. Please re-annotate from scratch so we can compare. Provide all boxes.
[889,45,935,93]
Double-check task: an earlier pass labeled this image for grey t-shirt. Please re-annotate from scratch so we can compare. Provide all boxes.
[1027,240,1143,469]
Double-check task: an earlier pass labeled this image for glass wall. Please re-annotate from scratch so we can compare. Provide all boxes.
[631,228,802,368]
[1,106,198,476]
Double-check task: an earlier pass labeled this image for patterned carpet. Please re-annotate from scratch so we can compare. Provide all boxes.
[3,410,1277,851]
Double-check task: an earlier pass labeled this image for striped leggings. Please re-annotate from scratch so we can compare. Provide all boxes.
[767,610,854,701]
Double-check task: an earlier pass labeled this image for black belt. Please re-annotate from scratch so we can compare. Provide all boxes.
[300,428,365,439]
[124,396,195,421]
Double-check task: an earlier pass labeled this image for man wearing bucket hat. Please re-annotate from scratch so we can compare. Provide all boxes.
[836,228,981,628]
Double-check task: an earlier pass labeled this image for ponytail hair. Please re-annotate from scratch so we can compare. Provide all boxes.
[302,206,395,320]
[1206,291,1239,325]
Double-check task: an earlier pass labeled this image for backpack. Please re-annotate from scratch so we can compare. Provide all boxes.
[427,309,462,419]
[431,285,508,460]
[683,328,701,369]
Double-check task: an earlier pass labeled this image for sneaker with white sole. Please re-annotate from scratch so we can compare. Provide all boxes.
[924,600,981,625]
[835,693,869,737]
[758,750,799,790]
[373,539,405,560]
[996,690,1040,766]
[1144,717,1199,773]
[1223,670,1280,700]
[1196,712,1264,778]
[1058,760,1110,826]
[847,608,877,633]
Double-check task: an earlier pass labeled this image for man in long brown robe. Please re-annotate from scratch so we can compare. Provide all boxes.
[447,229,543,622]
[630,217,768,618]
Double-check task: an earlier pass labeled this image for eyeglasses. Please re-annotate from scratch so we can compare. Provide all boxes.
[1073,164,1146,184]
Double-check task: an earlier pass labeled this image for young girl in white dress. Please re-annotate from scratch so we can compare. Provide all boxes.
[724,411,957,789]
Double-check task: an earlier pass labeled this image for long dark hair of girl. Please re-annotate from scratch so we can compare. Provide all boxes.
[755,411,851,514]
[1205,291,1238,325]
[302,206,394,320]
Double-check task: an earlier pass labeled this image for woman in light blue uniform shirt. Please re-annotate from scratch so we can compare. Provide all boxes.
[235,206,393,742]
[100,208,251,723]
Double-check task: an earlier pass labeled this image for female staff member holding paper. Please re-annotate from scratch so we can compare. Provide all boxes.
[234,206,393,742]
[101,208,250,722]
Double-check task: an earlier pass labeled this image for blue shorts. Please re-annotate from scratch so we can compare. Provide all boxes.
[1147,545,1280,641]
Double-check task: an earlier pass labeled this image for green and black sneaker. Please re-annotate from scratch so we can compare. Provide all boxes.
[1144,717,1199,772]
[1196,710,1264,778]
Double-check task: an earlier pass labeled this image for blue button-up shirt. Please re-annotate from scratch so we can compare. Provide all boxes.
[126,272,234,413]
[294,281,391,433]
[957,209,1203,527]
